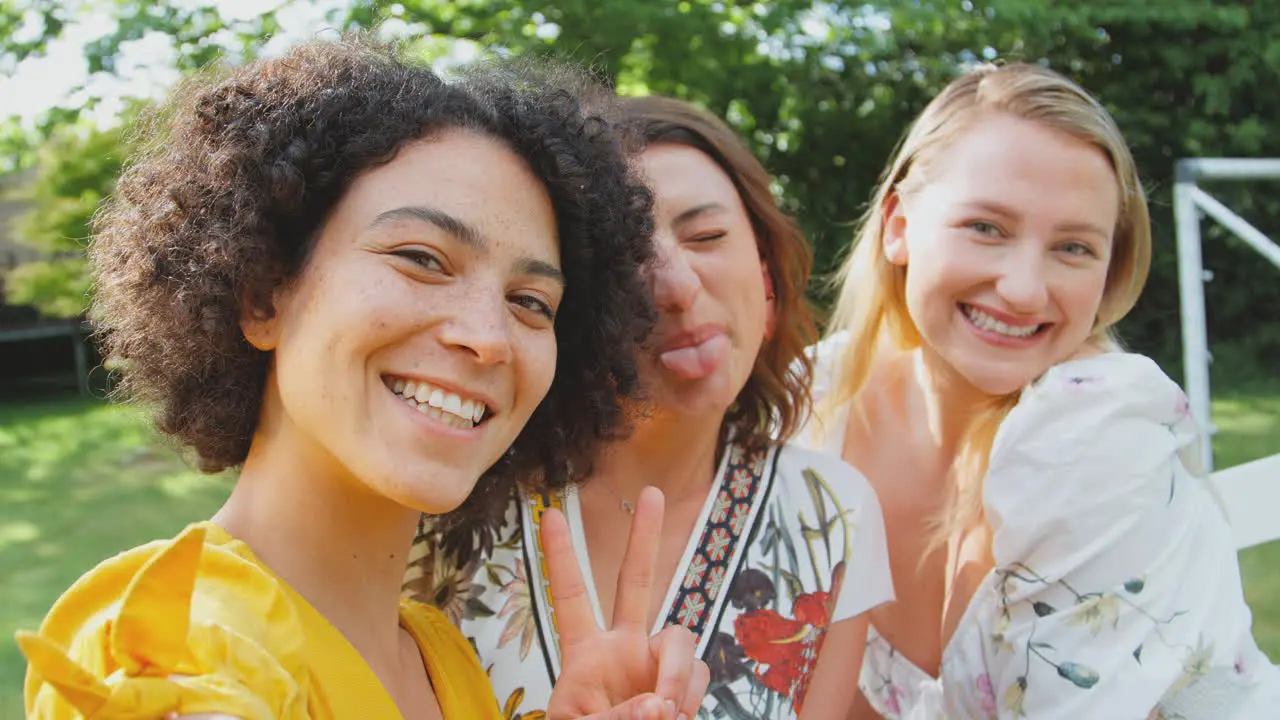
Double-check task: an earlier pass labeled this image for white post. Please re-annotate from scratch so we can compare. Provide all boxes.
[1174,161,1216,471]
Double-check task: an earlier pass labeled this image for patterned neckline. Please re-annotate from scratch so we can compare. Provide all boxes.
[518,442,778,677]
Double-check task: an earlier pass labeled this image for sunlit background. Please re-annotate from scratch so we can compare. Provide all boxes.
[2,1,1277,714]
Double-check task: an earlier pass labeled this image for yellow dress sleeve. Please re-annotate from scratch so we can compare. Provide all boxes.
[18,524,309,720]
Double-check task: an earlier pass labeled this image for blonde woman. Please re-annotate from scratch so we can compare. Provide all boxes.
[802,63,1279,718]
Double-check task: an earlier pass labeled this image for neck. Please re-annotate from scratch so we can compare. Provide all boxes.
[212,394,419,659]
[591,405,724,506]
[909,346,993,453]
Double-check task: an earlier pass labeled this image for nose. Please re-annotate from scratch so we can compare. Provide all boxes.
[650,236,700,312]
[436,289,515,366]
[993,246,1050,313]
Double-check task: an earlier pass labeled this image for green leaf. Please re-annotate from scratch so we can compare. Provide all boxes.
[778,568,803,602]
[801,467,834,559]
[466,597,496,618]
[1057,661,1101,689]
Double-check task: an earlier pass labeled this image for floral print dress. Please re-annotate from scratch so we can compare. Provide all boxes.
[405,441,894,719]
[803,335,1280,719]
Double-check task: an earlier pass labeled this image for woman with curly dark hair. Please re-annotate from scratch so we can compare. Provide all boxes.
[408,96,893,719]
[16,37,707,720]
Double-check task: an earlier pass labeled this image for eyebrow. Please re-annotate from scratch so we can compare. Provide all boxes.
[372,205,485,248]
[960,200,1110,239]
[519,258,565,286]
[371,204,564,285]
[672,201,730,226]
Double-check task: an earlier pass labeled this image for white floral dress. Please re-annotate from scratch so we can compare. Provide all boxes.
[802,335,1280,719]
[405,441,894,719]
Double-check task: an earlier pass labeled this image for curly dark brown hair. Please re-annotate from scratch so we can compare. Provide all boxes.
[90,36,656,514]
[617,95,817,450]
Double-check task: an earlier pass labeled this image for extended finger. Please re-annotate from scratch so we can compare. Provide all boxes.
[611,486,665,632]
[679,659,710,719]
[648,624,697,711]
[541,506,601,644]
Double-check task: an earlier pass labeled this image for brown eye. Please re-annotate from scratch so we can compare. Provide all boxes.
[511,294,555,320]
[392,248,446,272]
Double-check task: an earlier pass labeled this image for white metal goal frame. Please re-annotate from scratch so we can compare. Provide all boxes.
[1174,157,1280,469]
[1176,158,1280,550]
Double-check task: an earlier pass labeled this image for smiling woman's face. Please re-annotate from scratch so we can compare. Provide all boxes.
[242,130,562,513]
[885,113,1119,395]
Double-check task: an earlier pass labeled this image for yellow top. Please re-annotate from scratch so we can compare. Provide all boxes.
[17,522,502,720]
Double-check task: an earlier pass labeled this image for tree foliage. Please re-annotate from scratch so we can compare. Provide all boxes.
[4,118,131,317]
[4,0,1278,373]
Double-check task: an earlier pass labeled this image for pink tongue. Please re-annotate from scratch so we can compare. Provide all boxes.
[659,334,729,379]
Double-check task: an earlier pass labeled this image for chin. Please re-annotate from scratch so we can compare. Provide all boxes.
[958,365,1038,398]
[377,465,484,515]
[661,381,739,419]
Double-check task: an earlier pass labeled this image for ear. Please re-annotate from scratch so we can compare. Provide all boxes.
[882,191,909,267]
[240,290,282,352]
[762,261,777,340]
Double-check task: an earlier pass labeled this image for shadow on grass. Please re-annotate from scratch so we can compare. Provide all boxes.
[0,395,232,712]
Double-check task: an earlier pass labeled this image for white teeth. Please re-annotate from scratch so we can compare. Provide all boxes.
[443,393,462,415]
[963,305,1040,338]
[387,376,488,428]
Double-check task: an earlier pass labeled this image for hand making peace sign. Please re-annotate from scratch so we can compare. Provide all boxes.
[542,486,711,720]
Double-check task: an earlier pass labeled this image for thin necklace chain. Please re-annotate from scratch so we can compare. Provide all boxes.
[602,474,716,515]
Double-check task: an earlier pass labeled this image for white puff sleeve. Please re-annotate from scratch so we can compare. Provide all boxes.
[976,353,1275,719]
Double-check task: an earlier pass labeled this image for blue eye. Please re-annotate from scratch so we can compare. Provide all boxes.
[968,221,1001,236]
[1060,241,1097,258]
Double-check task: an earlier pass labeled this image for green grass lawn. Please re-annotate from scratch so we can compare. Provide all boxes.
[1,382,1278,713]
[1214,377,1280,662]
[0,396,233,714]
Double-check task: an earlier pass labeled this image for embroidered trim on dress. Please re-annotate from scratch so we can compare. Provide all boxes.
[663,443,773,643]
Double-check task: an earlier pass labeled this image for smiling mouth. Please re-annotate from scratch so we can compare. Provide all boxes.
[959,303,1047,339]
[382,375,490,430]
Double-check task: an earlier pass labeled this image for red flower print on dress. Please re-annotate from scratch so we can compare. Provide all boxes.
[733,590,833,712]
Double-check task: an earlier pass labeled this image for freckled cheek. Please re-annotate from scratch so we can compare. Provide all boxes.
[521,336,559,407]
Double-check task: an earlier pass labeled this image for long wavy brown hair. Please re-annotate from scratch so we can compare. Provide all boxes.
[619,95,818,449]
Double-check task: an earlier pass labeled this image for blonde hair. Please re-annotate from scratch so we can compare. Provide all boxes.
[824,62,1152,544]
